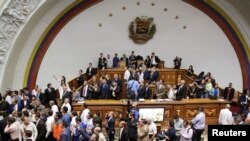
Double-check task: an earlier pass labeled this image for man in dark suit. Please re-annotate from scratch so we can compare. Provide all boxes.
[9,100,22,114]
[61,85,72,105]
[223,82,235,101]
[127,112,138,141]
[150,67,159,82]
[119,120,128,141]
[143,67,150,81]
[106,111,115,141]
[0,95,10,114]
[129,51,137,68]
[173,56,182,69]
[86,63,95,80]
[35,112,46,141]
[81,80,91,99]
[137,82,146,99]
[45,83,56,105]
[100,79,110,99]
[110,81,122,100]
[176,80,186,100]
[77,69,84,87]
[150,52,160,67]
[20,95,31,109]
[23,87,32,100]
[98,53,107,69]
[130,68,139,81]
[113,74,122,88]
[36,88,45,105]
[0,112,10,141]
[144,82,152,99]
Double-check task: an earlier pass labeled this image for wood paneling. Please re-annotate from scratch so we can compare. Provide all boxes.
[73,98,230,126]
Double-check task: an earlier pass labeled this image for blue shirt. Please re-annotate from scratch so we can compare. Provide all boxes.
[130,108,139,120]
[165,127,176,141]
[192,112,205,130]
[127,80,139,96]
[113,57,119,67]
[62,113,71,126]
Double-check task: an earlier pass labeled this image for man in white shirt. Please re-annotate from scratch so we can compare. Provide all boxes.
[61,98,71,114]
[5,92,13,105]
[80,103,90,123]
[49,100,59,115]
[147,118,157,140]
[119,120,128,141]
[19,116,38,141]
[32,85,39,97]
[107,54,113,68]
[123,67,130,82]
[45,110,55,140]
[218,104,233,125]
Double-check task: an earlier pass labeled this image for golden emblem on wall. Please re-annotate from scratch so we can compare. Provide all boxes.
[129,16,156,44]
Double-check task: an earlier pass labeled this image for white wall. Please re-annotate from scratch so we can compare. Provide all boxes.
[37,0,242,90]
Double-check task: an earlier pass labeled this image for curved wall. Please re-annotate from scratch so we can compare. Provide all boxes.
[36,0,241,90]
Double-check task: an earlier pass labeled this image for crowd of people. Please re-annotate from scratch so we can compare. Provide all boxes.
[97,51,162,70]
[0,51,250,141]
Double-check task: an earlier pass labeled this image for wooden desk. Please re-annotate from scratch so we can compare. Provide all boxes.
[73,98,230,125]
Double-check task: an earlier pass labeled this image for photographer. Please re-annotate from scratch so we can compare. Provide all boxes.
[173,56,182,69]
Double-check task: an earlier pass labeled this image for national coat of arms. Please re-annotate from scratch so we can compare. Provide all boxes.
[129,16,156,44]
